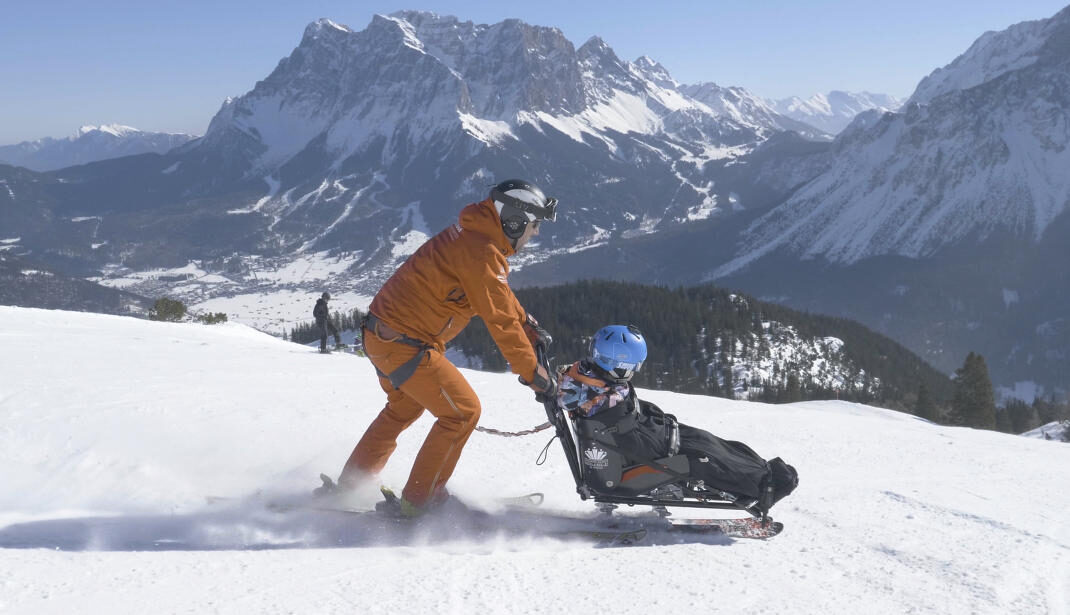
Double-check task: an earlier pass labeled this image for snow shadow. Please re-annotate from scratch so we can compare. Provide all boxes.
[0,505,735,551]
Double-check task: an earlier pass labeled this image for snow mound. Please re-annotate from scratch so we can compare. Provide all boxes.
[1022,420,1069,442]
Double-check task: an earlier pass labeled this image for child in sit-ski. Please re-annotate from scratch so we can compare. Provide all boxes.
[557,325,798,511]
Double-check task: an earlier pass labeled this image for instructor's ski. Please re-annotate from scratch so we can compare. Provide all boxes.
[205,491,544,514]
[545,527,647,545]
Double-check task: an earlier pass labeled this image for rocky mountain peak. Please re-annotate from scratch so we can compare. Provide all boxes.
[76,124,140,138]
[631,55,677,89]
[909,7,1070,105]
[577,35,618,64]
[301,17,351,42]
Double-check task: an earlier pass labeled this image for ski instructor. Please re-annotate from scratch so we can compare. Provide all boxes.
[335,179,558,516]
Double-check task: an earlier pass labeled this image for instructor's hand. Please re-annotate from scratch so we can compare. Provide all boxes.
[520,362,557,402]
[523,313,552,351]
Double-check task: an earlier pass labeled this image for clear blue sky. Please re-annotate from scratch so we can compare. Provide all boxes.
[1,0,1066,144]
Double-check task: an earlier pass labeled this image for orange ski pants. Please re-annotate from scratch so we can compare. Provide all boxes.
[340,330,481,507]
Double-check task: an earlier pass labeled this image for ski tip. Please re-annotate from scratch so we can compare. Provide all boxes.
[500,492,545,507]
[752,520,785,539]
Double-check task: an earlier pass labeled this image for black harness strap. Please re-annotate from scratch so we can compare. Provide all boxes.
[362,314,433,390]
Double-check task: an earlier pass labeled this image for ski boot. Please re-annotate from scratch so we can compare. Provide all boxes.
[313,473,338,498]
[375,486,419,518]
[375,486,474,519]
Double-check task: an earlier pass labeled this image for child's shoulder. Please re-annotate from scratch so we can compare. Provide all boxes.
[563,360,611,388]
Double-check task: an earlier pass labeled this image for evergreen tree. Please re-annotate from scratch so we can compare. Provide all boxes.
[995,406,1013,433]
[1005,399,1035,434]
[949,352,997,429]
[783,373,802,403]
[150,297,186,322]
[1034,395,1058,425]
[915,383,940,422]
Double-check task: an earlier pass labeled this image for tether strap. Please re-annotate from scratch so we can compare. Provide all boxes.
[363,314,432,390]
[476,422,552,437]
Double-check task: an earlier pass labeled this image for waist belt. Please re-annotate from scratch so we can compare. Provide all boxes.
[362,313,432,390]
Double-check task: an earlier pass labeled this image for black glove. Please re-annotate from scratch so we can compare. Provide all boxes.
[519,352,558,403]
[523,313,552,352]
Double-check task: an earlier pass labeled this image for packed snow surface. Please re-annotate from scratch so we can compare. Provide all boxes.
[0,306,1067,614]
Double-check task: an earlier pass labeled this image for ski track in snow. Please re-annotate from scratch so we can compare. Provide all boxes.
[0,306,1067,614]
[297,173,384,254]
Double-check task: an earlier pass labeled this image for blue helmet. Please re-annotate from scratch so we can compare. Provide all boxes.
[589,325,647,382]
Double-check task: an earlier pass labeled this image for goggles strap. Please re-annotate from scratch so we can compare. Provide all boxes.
[492,189,557,221]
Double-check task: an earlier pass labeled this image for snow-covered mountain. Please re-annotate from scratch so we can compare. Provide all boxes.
[512,5,1070,397]
[203,15,810,176]
[682,82,832,141]
[0,11,828,301]
[771,91,903,135]
[0,306,1066,613]
[9,8,1070,400]
[720,7,1070,270]
[189,11,813,244]
[0,125,196,172]
[709,6,1070,397]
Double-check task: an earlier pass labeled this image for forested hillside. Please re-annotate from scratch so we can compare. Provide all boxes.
[453,281,953,410]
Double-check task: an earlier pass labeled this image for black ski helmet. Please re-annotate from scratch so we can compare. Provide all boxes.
[489,179,558,241]
[322,292,330,300]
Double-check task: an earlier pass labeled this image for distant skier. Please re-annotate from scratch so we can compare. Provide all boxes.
[314,292,341,353]
[330,179,559,516]
[558,325,798,513]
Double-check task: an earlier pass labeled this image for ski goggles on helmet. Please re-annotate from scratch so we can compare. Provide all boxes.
[591,352,643,381]
[609,360,642,381]
[490,188,558,222]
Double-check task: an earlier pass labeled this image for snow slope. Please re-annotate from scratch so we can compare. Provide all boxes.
[0,306,1067,614]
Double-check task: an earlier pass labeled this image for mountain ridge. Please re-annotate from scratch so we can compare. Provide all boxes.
[771,90,903,134]
[0,125,196,172]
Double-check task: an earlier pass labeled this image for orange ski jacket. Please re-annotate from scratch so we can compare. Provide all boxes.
[368,198,538,382]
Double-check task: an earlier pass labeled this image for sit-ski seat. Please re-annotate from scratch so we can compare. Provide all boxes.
[572,416,690,497]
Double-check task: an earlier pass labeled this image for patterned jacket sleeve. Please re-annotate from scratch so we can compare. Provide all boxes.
[557,363,629,417]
